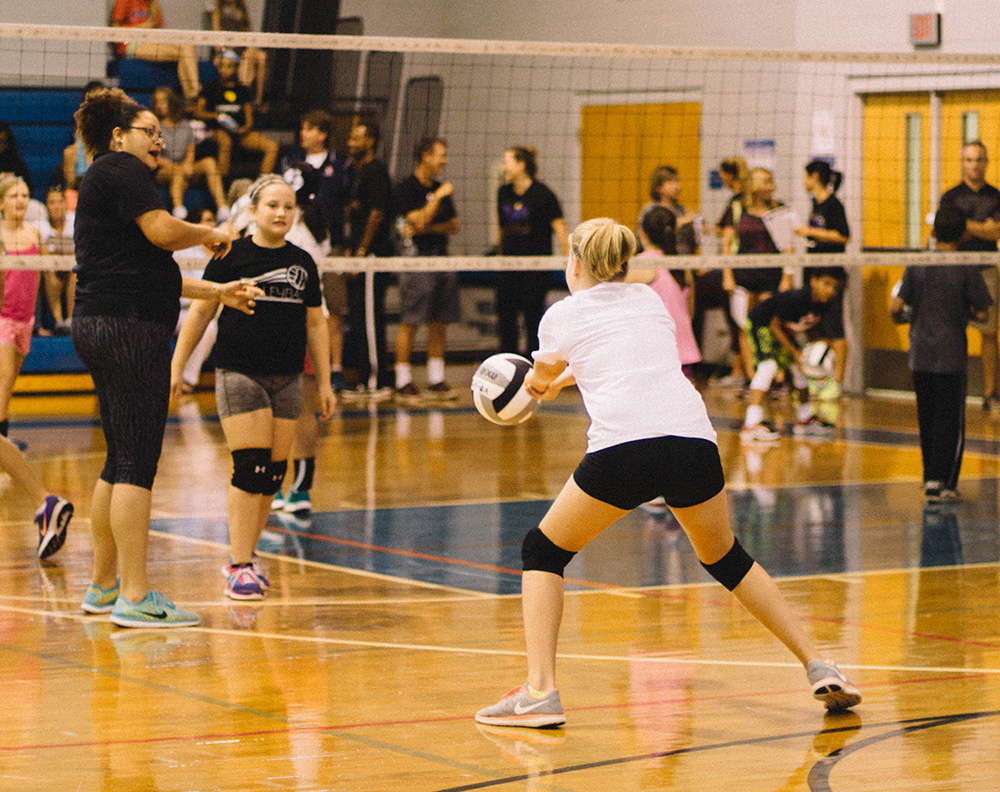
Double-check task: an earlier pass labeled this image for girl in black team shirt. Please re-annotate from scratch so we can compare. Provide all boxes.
[172,175,336,600]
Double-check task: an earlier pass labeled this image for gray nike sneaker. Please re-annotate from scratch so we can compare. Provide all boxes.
[475,684,565,728]
[807,659,861,711]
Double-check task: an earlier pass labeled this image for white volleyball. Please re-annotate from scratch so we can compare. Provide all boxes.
[471,353,540,426]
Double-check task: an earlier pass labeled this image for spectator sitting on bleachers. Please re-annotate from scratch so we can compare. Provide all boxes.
[61,81,105,191]
[0,121,32,194]
[110,0,201,104]
[212,0,268,109]
[38,185,75,336]
[151,86,229,221]
[194,50,277,179]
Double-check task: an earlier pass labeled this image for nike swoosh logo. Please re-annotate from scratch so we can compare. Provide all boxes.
[513,699,549,715]
[141,610,169,620]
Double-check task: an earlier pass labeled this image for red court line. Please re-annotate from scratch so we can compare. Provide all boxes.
[1,672,987,754]
[264,524,1000,648]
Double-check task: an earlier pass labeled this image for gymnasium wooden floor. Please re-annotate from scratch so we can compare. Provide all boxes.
[1,368,998,791]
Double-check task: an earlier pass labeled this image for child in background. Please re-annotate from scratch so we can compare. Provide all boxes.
[194,50,278,178]
[39,185,76,335]
[0,175,73,556]
[626,204,701,373]
[0,176,41,441]
[171,176,335,599]
[740,268,843,442]
[891,205,992,502]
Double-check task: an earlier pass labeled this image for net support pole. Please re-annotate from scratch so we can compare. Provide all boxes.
[364,264,379,392]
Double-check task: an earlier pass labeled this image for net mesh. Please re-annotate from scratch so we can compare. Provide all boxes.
[3,23,1000,271]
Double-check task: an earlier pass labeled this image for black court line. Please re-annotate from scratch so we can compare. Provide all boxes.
[436,710,1000,792]
[807,710,1000,791]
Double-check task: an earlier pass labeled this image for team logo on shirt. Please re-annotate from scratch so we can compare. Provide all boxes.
[252,266,309,303]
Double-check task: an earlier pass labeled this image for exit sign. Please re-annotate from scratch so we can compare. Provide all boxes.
[910,13,941,46]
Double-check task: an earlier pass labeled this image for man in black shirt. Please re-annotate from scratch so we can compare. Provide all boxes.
[343,122,393,397]
[938,140,1000,410]
[392,137,461,402]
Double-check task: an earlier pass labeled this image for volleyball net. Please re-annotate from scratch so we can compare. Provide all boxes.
[4,23,1000,268]
[3,23,1000,372]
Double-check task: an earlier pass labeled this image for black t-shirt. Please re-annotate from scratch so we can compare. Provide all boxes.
[202,79,250,129]
[498,181,564,255]
[73,151,182,327]
[347,159,394,256]
[807,194,849,254]
[748,286,830,332]
[900,264,992,374]
[939,181,1000,251]
[395,174,457,256]
[203,237,322,376]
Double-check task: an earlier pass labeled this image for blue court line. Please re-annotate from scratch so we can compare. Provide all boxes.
[152,477,1000,595]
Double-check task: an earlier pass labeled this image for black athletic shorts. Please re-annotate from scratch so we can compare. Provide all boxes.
[573,435,725,511]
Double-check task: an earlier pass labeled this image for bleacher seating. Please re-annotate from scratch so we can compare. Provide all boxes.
[1,89,79,197]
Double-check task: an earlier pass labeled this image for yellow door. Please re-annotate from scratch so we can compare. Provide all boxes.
[862,94,931,355]
[580,102,701,229]
[941,91,1000,195]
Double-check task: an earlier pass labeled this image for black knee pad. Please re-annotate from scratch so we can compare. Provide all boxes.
[263,459,287,496]
[521,526,577,577]
[231,448,272,494]
[701,536,755,591]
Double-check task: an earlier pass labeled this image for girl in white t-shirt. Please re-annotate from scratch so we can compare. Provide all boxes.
[475,218,860,729]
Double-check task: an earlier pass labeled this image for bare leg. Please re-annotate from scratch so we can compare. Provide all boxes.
[0,435,47,503]
[291,376,319,460]
[524,476,629,692]
[90,478,118,589]
[669,489,817,666]
[42,272,66,324]
[395,323,416,365]
[110,483,152,603]
[0,346,27,421]
[239,131,278,175]
[221,409,296,563]
[328,314,344,370]
[830,338,848,386]
[427,321,447,360]
[194,157,227,212]
[215,130,233,177]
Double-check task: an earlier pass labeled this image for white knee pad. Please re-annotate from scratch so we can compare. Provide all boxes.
[750,358,779,391]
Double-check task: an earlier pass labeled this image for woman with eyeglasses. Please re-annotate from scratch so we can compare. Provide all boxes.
[72,88,262,628]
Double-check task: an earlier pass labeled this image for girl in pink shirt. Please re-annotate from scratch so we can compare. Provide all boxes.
[0,175,41,424]
[627,203,701,369]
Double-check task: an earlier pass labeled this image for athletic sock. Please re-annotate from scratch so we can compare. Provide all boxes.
[395,363,412,388]
[744,405,763,428]
[797,403,812,422]
[526,684,549,699]
[427,357,445,384]
[291,457,315,492]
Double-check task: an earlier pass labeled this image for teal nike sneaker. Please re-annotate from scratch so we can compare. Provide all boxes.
[110,590,200,628]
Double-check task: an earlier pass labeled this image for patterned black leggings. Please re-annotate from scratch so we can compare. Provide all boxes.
[72,315,172,490]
